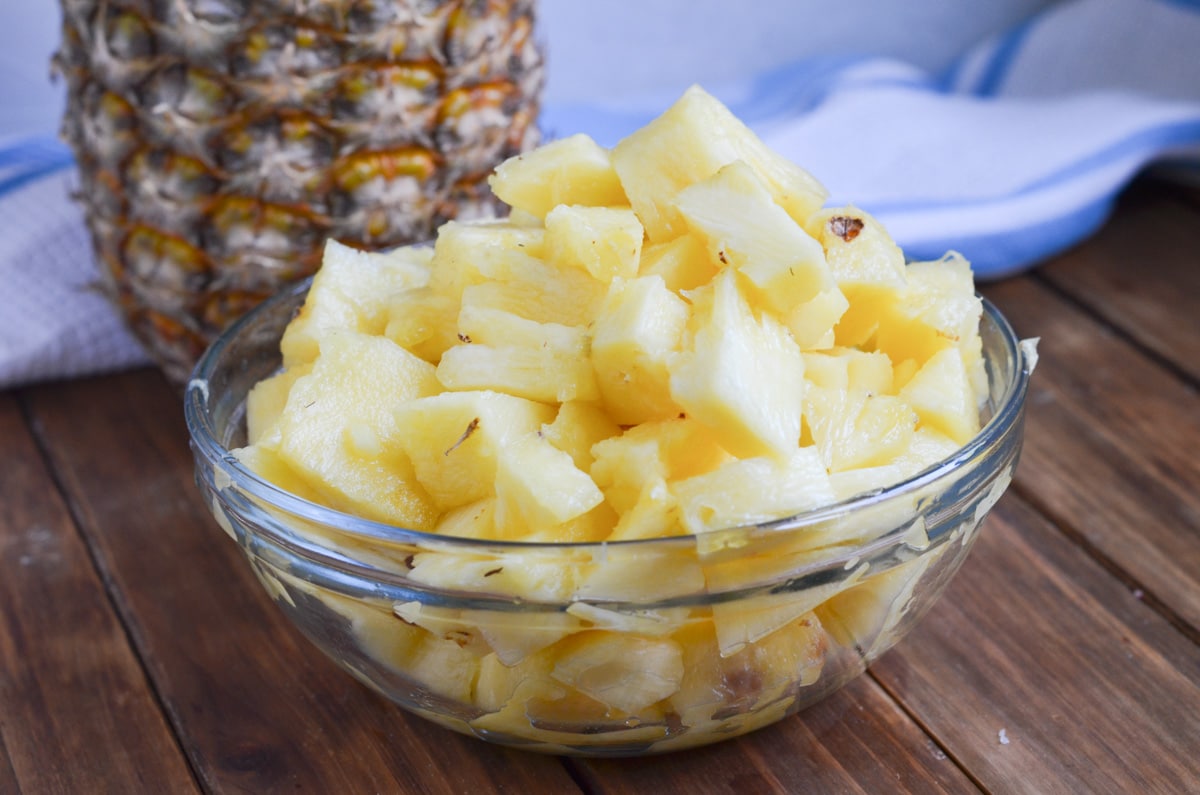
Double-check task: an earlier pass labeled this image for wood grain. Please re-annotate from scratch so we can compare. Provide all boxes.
[22,371,585,795]
[0,395,198,794]
[1037,182,1200,383]
[574,676,978,794]
[873,495,1200,795]
[982,276,1200,632]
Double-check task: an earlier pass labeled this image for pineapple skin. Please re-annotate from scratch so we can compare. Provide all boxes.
[54,0,545,383]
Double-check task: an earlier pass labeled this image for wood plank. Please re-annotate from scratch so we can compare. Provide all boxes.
[23,370,584,795]
[981,276,1200,631]
[574,676,978,794]
[0,394,198,794]
[1037,182,1200,383]
[872,495,1200,795]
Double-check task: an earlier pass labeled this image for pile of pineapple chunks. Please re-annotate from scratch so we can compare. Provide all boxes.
[240,86,986,545]
[235,87,989,748]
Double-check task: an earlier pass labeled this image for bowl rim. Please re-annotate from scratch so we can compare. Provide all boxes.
[184,277,1032,553]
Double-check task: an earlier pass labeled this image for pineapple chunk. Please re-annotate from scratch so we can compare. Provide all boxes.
[899,346,981,445]
[280,240,431,366]
[873,254,982,374]
[232,444,323,503]
[274,331,440,528]
[674,160,840,325]
[804,387,917,472]
[638,234,718,293]
[612,85,827,242]
[384,287,460,364]
[590,275,689,425]
[488,133,628,219]
[668,270,806,460]
[802,348,893,394]
[783,287,851,351]
[426,219,546,301]
[671,447,834,534]
[403,634,483,705]
[438,307,598,404]
[551,631,685,714]
[394,390,555,511]
[807,207,907,349]
[245,363,312,445]
[590,418,729,516]
[544,205,644,282]
[434,498,499,540]
[476,649,557,713]
[540,401,621,473]
[457,249,606,327]
[493,430,605,534]
[890,427,963,477]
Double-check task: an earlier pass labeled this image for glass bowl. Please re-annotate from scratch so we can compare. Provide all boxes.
[185,278,1033,756]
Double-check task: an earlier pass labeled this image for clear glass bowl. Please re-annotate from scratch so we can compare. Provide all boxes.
[185,278,1033,756]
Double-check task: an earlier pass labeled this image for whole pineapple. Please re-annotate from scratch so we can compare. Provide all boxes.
[54,0,544,383]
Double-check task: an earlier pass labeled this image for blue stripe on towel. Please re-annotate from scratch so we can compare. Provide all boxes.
[972,15,1039,97]
[0,136,74,198]
[1155,0,1200,11]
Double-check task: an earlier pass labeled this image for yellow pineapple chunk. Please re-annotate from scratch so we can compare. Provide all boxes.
[802,348,893,394]
[590,428,666,515]
[280,240,432,366]
[544,205,644,282]
[540,401,621,473]
[438,307,598,404]
[783,287,851,350]
[551,631,685,714]
[434,498,499,540]
[590,275,689,424]
[274,331,440,528]
[493,430,605,534]
[612,85,827,242]
[873,254,982,374]
[674,160,841,327]
[232,444,323,503]
[384,287,460,364]
[394,390,555,511]
[457,248,606,327]
[672,447,834,534]
[590,418,729,517]
[668,270,806,460]
[638,234,718,293]
[804,387,917,472]
[488,133,628,219]
[807,207,907,349]
[426,219,546,301]
[890,427,962,477]
[245,363,312,445]
[476,649,556,713]
[899,346,981,445]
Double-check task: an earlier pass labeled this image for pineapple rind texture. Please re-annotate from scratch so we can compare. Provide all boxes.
[55,0,546,383]
[230,86,993,750]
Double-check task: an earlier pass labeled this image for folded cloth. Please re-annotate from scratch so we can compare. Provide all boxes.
[2,0,1199,388]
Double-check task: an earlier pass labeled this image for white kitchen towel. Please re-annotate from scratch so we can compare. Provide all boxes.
[2,0,1199,388]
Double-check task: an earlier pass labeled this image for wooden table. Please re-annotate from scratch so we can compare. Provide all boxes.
[3,179,1198,794]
